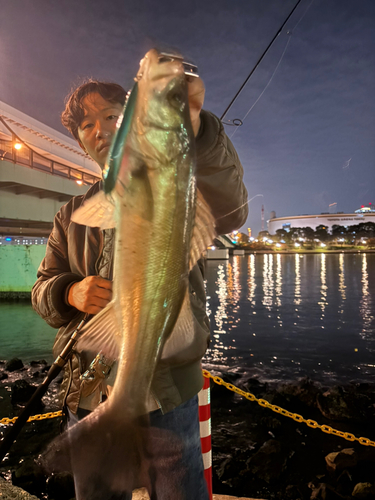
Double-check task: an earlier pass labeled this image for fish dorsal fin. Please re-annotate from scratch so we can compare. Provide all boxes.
[76,301,121,360]
[71,190,116,229]
[190,189,216,268]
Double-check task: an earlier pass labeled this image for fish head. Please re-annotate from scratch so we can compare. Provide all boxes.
[132,48,193,165]
[103,48,195,194]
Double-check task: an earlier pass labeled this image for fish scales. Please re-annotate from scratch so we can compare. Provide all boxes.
[41,49,215,499]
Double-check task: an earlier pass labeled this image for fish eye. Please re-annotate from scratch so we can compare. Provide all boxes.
[158,56,174,64]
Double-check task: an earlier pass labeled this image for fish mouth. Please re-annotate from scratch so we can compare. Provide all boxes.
[159,76,187,115]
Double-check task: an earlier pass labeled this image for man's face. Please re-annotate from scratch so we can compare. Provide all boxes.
[77,92,124,169]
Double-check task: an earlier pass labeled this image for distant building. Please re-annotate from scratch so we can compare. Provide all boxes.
[268,206,375,234]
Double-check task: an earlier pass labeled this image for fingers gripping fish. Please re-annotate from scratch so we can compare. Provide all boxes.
[41,49,216,498]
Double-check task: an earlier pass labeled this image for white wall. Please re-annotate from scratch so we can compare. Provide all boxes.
[268,214,375,234]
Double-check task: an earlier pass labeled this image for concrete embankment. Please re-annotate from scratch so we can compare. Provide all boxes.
[0,245,46,298]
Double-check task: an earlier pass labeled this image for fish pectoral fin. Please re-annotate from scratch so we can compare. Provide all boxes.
[71,190,116,229]
[161,291,195,360]
[189,189,217,268]
[76,301,121,360]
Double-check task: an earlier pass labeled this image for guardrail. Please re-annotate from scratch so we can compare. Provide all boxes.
[0,117,100,186]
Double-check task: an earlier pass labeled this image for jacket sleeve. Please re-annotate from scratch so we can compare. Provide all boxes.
[31,202,83,328]
[195,110,248,235]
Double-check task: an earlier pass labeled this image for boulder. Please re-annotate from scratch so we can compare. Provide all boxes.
[46,472,75,500]
[11,380,37,405]
[310,482,347,499]
[29,360,47,367]
[352,482,375,499]
[12,458,46,497]
[0,477,40,499]
[325,448,358,472]
[317,386,373,422]
[246,439,289,483]
[5,358,24,372]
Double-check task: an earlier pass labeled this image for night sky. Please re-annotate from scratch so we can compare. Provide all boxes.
[1,0,374,234]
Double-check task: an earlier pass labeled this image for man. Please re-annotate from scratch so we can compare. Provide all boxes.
[32,52,248,498]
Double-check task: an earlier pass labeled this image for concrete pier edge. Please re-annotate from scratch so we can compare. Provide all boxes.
[0,480,264,500]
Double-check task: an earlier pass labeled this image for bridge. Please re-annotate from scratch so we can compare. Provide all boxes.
[213,234,235,248]
[0,99,236,249]
[0,99,101,240]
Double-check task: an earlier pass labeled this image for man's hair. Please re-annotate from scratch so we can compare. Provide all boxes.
[61,80,127,142]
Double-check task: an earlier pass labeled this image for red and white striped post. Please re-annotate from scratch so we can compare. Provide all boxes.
[198,374,212,499]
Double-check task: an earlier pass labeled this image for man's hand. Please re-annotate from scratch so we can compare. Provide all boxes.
[68,276,112,315]
[187,76,205,137]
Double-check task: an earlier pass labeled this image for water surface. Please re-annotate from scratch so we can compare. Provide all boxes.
[204,253,375,384]
[1,253,374,385]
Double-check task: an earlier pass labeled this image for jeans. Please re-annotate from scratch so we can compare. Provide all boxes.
[68,395,209,500]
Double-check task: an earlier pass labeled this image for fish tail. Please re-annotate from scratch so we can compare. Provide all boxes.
[40,404,152,499]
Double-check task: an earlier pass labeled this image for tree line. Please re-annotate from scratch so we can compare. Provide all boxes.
[232,222,375,248]
[274,222,375,245]
[248,222,375,248]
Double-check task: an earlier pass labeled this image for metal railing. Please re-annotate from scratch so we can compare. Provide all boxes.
[0,117,101,186]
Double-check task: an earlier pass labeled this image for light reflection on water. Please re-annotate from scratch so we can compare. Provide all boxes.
[1,254,374,385]
[204,253,375,384]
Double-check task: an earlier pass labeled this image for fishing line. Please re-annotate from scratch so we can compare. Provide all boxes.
[220,0,303,123]
[229,35,292,141]
[215,194,264,222]
[222,0,315,134]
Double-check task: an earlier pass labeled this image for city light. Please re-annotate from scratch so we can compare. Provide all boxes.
[14,142,22,150]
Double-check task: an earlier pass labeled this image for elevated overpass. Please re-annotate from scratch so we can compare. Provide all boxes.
[0,100,237,249]
[0,100,101,238]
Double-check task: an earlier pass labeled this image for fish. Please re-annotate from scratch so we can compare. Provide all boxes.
[42,49,216,499]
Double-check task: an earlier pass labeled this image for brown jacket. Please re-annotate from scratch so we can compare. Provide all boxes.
[32,110,248,414]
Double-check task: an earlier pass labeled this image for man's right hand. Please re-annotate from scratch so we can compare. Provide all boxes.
[68,276,113,314]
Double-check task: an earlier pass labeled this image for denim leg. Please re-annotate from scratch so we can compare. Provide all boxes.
[147,395,209,500]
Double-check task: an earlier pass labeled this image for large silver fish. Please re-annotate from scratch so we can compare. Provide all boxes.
[43,49,216,498]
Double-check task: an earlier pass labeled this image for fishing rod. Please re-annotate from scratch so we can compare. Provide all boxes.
[0,314,90,463]
[220,0,304,123]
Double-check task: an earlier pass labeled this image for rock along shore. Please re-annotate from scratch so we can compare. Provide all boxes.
[1,360,375,499]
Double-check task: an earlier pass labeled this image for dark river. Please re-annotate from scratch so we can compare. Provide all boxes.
[1,253,374,385]
[204,253,375,384]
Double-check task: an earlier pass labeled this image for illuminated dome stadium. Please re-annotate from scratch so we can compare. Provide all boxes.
[268,206,375,235]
